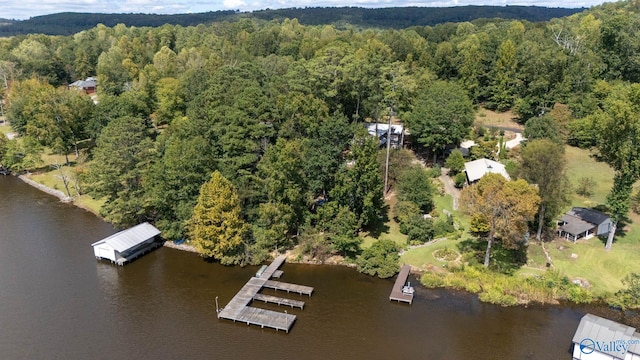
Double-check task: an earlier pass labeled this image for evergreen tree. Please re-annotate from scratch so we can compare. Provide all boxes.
[189,171,249,265]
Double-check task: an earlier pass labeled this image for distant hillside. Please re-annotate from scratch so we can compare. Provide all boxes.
[0,18,17,27]
[0,6,586,36]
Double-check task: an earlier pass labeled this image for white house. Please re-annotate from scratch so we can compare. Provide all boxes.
[464,158,510,184]
[91,222,161,265]
[572,313,640,360]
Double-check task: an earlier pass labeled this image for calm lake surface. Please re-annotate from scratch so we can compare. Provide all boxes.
[0,175,610,359]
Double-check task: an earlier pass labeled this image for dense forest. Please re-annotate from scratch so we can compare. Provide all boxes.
[0,6,585,36]
[1,1,640,272]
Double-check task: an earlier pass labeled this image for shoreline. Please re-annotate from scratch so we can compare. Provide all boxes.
[11,172,606,309]
[18,174,73,203]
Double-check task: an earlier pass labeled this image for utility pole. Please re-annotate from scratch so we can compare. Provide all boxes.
[384,106,393,195]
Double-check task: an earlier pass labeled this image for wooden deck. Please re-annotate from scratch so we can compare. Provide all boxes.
[253,294,305,309]
[217,255,314,332]
[264,280,314,296]
[389,264,414,304]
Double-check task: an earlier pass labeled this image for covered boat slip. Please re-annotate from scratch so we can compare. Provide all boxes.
[217,255,314,332]
[91,222,162,265]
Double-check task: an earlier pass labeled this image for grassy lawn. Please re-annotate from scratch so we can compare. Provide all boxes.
[0,123,11,136]
[547,237,640,295]
[474,107,523,130]
[564,145,615,206]
[534,145,640,296]
[360,193,407,249]
[400,237,462,268]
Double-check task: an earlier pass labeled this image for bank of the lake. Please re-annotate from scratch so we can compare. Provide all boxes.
[0,175,621,359]
[6,171,622,310]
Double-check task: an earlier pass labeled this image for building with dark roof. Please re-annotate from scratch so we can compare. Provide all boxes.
[559,207,612,242]
[69,77,97,94]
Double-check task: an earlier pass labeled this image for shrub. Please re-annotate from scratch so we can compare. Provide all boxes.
[575,177,596,197]
[421,272,445,287]
[445,149,465,174]
[454,172,467,188]
[356,239,399,279]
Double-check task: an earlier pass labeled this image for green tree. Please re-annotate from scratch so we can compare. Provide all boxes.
[523,115,562,144]
[445,149,466,174]
[595,83,640,249]
[356,239,399,279]
[397,165,434,213]
[460,173,540,268]
[490,39,519,111]
[520,139,570,241]
[614,273,640,310]
[405,80,474,163]
[84,116,153,227]
[331,131,384,227]
[189,171,249,265]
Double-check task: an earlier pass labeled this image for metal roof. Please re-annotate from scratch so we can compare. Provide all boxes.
[363,123,404,137]
[560,214,595,236]
[568,207,611,226]
[573,314,640,358]
[91,222,160,252]
[464,158,510,183]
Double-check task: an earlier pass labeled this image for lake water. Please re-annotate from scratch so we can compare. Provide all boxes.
[0,175,622,359]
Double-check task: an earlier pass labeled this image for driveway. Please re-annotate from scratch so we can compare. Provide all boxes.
[439,167,460,210]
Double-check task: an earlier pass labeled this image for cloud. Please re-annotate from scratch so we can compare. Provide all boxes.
[3,0,606,20]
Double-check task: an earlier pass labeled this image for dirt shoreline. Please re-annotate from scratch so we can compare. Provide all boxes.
[18,174,73,203]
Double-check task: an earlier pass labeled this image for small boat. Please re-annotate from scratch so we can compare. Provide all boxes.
[402,282,415,296]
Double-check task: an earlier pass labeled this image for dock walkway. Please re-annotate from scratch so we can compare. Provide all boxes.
[217,255,313,332]
[389,264,414,304]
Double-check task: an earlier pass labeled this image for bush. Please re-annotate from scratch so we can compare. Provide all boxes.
[356,239,399,279]
[631,191,640,215]
[400,215,435,244]
[398,165,435,212]
[434,216,455,237]
[445,149,465,174]
[426,165,441,178]
[454,172,467,188]
[393,201,420,225]
[575,177,596,197]
[421,272,445,287]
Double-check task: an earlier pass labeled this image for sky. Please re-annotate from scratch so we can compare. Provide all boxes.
[2,0,612,21]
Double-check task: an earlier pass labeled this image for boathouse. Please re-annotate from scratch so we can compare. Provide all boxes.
[572,313,640,360]
[91,222,161,265]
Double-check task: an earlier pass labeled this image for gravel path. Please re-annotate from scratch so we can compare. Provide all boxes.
[438,167,460,210]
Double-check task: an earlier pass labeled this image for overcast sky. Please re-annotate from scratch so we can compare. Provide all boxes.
[3,0,611,21]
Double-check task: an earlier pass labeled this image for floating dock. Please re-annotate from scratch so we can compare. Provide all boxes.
[217,255,314,332]
[389,264,414,304]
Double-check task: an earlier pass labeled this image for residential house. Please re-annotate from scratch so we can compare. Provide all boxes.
[69,77,97,94]
[463,158,510,184]
[363,122,405,149]
[558,207,612,242]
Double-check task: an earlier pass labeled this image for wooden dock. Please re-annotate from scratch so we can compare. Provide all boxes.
[389,264,414,304]
[264,280,314,296]
[253,294,305,309]
[217,255,314,332]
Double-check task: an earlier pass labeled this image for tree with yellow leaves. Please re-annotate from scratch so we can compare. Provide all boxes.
[460,173,540,268]
[189,171,249,265]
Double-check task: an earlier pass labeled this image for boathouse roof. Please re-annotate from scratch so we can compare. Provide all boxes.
[572,313,640,358]
[91,222,160,252]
